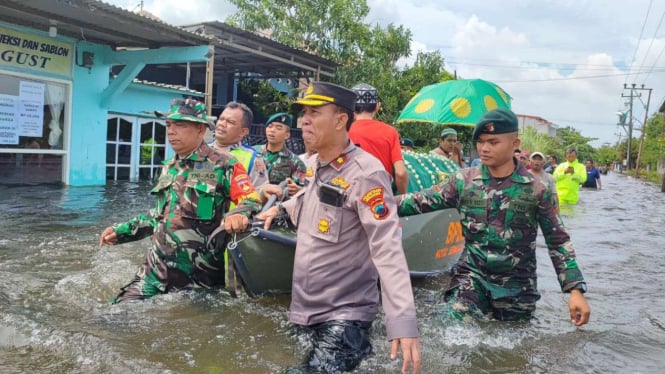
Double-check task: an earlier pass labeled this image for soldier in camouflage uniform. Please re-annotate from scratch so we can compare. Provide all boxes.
[99,99,262,303]
[397,109,591,325]
[254,112,306,197]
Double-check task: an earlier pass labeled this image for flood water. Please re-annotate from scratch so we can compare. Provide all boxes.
[1,172,664,373]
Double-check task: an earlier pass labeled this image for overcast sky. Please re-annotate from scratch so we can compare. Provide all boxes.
[110,0,665,147]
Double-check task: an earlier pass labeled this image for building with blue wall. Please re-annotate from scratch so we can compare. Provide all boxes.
[0,1,336,186]
[0,1,211,186]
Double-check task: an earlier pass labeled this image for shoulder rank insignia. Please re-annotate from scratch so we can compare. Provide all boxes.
[330,152,348,171]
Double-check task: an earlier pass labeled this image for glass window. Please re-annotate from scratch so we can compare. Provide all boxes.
[0,71,69,185]
[106,115,166,182]
[0,72,67,150]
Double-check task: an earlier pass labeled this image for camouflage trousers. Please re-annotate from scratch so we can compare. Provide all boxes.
[112,242,226,304]
[287,320,373,373]
[444,271,540,321]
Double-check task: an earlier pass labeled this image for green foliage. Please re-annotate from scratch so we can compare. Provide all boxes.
[396,122,473,154]
[637,114,665,170]
[228,0,370,66]
[227,0,453,127]
[553,126,596,160]
[334,23,413,120]
[236,80,293,122]
[517,127,558,157]
[593,144,619,166]
[615,137,640,168]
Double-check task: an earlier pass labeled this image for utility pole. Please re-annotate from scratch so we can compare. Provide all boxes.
[621,84,638,170]
[635,86,653,171]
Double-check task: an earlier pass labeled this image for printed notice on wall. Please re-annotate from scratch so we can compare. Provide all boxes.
[0,94,19,145]
[18,81,45,137]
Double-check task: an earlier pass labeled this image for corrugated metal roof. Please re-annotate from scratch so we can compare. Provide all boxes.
[131,79,204,96]
[0,0,212,48]
[183,21,337,78]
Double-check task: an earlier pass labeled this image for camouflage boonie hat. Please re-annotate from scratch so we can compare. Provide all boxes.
[155,98,215,130]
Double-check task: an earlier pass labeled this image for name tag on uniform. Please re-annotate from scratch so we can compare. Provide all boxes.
[189,171,217,180]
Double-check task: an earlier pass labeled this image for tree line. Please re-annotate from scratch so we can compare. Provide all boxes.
[227,0,665,181]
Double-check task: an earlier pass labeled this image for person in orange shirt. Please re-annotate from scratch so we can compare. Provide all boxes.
[349,83,409,194]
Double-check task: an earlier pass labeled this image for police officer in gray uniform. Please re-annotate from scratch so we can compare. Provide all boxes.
[259,82,421,373]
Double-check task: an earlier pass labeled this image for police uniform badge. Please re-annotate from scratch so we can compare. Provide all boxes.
[331,176,350,190]
[318,219,330,234]
[361,187,390,220]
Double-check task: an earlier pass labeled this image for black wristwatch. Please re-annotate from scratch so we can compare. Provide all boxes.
[571,283,587,294]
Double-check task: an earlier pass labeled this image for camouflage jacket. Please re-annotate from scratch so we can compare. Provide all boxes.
[397,160,585,295]
[255,144,307,186]
[112,142,262,257]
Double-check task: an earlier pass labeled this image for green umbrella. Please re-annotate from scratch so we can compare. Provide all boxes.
[396,79,512,126]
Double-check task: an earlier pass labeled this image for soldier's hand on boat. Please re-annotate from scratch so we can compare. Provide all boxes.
[222,214,250,233]
[260,183,285,203]
[99,226,118,247]
[256,206,280,230]
[569,290,591,326]
[391,337,421,374]
[285,178,300,196]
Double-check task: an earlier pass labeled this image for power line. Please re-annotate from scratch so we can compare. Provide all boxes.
[548,118,616,126]
[492,69,665,83]
[635,8,665,83]
[446,57,655,69]
[625,0,653,85]
[641,34,665,84]
[446,60,664,72]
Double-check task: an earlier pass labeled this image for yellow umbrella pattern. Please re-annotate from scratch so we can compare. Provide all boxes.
[396,79,512,126]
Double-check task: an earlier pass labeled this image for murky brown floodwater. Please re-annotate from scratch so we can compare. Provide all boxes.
[1,172,664,373]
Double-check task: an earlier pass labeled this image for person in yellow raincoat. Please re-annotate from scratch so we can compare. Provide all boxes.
[553,148,587,204]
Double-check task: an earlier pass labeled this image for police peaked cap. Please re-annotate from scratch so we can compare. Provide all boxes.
[291,82,358,112]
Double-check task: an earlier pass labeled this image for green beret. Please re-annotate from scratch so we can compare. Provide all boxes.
[440,128,457,138]
[472,108,518,141]
[265,112,293,127]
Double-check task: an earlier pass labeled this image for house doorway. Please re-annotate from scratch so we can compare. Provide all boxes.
[106,114,167,182]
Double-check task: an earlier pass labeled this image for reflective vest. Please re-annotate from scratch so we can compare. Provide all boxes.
[229,146,258,210]
[230,146,256,176]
